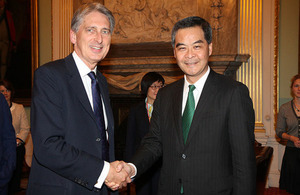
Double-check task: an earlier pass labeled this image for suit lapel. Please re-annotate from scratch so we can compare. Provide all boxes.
[141,103,150,133]
[64,54,96,122]
[95,71,115,143]
[172,79,185,148]
[95,71,112,126]
[185,70,218,146]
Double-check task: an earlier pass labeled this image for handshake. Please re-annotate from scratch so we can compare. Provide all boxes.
[105,161,135,191]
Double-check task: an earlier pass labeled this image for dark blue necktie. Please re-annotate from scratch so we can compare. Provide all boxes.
[88,71,109,161]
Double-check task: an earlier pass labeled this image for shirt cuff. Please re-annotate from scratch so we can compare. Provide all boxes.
[94,161,110,189]
[128,163,137,178]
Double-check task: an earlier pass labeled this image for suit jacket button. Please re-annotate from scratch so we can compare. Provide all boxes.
[96,138,101,142]
[182,154,186,159]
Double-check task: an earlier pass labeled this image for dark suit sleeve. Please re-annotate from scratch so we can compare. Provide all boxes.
[125,107,137,161]
[131,94,163,177]
[228,84,256,195]
[0,94,16,188]
[31,66,104,190]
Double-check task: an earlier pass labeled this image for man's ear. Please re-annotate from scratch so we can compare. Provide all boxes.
[173,48,177,59]
[70,30,76,44]
[209,43,213,56]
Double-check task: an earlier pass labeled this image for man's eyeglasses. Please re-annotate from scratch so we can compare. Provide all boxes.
[150,85,164,90]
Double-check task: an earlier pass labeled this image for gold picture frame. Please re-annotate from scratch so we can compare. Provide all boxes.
[31,0,39,81]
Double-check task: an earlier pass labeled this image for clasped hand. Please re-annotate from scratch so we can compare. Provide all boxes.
[292,136,300,148]
[105,161,134,191]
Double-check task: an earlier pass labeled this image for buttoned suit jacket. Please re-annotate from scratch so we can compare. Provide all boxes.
[27,54,117,195]
[0,93,16,193]
[131,70,256,195]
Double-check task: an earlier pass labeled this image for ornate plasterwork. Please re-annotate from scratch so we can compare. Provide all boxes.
[105,0,196,43]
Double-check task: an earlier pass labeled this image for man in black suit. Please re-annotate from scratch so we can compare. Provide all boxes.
[120,16,256,194]
[0,93,16,194]
[27,3,130,195]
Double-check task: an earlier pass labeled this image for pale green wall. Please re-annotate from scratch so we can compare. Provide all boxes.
[279,0,299,106]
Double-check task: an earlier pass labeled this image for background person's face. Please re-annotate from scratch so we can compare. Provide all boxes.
[70,11,112,70]
[0,85,11,103]
[147,81,163,103]
[292,79,300,98]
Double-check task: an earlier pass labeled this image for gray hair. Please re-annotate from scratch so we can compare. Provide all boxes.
[171,16,212,48]
[71,2,115,34]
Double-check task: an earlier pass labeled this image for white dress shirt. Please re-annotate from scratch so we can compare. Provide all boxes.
[182,66,210,114]
[72,51,110,189]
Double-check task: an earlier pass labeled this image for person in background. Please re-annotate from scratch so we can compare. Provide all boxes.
[276,74,300,195]
[0,79,30,194]
[0,93,16,194]
[125,72,164,195]
[27,2,130,195]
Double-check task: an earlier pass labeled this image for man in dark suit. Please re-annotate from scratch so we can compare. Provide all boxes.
[27,3,130,195]
[0,93,16,194]
[120,16,256,194]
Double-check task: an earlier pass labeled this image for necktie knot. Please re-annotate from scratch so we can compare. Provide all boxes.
[189,85,196,92]
[88,71,96,81]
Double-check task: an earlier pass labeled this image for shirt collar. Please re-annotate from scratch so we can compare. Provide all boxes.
[184,66,210,90]
[72,51,97,77]
[145,97,153,106]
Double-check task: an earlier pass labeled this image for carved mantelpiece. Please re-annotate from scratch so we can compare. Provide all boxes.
[99,42,250,95]
[100,54,250,76]
[209,54,250,77]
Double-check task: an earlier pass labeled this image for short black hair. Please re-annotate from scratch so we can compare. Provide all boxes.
[141,72,165,96]
[171,16,212,48]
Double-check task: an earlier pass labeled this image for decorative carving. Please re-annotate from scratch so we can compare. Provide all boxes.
[105,0,196,43]
[73,0,104,16]
[197,0,237,54]
[211,0,224,31]
[210,0,224,43]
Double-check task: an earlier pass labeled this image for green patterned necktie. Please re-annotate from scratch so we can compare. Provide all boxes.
[182,85,196,144]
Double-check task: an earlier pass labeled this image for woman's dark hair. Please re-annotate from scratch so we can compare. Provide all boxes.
[141,72,165,96]
[0,79,15,101]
